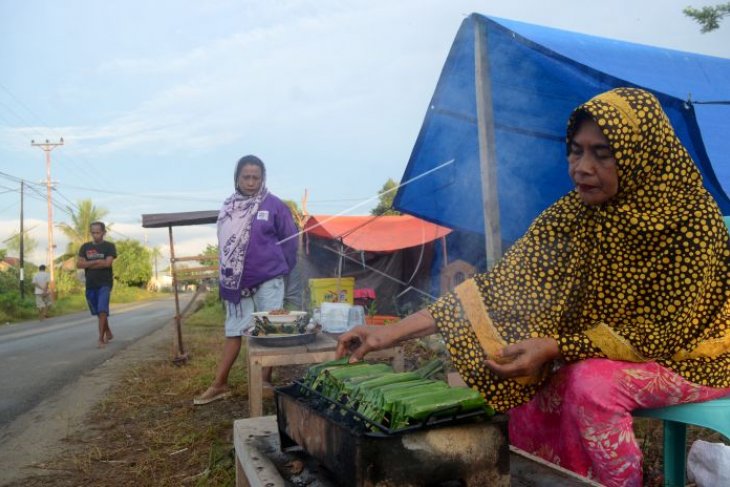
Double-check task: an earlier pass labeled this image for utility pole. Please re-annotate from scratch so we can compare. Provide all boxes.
[31,138,63,296]
[19,180,25,299]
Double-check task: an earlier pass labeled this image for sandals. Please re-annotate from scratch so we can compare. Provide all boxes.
[193,388,232,405]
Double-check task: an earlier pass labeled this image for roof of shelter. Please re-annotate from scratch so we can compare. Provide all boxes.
[303,215,452,253]
[141,211,218,228]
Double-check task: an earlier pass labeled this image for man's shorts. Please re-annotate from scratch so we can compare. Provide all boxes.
[224,276,284,337]
[35,294,52,309]
[86,286,112,316]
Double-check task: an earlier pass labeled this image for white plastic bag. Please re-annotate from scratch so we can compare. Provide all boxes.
[687,439,730,487]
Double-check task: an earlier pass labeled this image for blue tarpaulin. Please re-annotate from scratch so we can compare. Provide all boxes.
[394,14,730,252]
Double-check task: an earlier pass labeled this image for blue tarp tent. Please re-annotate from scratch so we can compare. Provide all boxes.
[394,14,730,266]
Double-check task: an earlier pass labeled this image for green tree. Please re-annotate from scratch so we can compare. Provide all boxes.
[684,3,730,32]
[114,239,152,287]
[57,199,110,258]
[371,178,401,216]
[3,230,38,257]
[199,243,219,267]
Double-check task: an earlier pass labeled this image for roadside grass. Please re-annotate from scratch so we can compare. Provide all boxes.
[11,296,729,487]
[51,286,169,317]
[17,298,245,487]
[0,286,169,325]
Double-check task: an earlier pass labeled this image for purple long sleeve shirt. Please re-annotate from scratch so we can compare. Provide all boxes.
[239,193,298,288]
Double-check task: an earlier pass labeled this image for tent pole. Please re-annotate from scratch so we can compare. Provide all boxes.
[337,240,344,302]
[474,16,503,270]
[441,236,449,267]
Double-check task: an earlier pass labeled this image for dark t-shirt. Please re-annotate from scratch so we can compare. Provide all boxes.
[78,241,117,289]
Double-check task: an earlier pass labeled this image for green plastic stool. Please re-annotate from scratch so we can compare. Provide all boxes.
[634,397,730,487]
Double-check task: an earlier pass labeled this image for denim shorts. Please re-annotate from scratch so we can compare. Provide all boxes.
[224,276,285,337]
[86,286,112,316]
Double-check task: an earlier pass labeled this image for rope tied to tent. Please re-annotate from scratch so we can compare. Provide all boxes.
[685,93,730,109]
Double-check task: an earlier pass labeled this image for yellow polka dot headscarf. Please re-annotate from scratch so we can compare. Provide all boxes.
[429,87,730,412]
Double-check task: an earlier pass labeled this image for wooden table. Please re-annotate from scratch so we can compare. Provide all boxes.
[246,332,404,417]
[233,416,602,487]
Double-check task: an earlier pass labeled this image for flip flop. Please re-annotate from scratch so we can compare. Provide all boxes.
[193,390,232,406]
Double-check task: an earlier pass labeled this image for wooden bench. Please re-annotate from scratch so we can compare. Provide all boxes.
[246,332,404,417]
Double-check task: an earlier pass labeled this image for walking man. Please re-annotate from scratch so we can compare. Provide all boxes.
[77,221,117,348]
[32,264,51,320]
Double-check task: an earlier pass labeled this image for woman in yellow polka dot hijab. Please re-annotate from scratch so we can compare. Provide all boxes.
[337,87,730,486]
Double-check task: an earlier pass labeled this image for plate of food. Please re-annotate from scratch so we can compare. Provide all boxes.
[251,309,308,324]
[251,310,310,336]
[248,328,320,347]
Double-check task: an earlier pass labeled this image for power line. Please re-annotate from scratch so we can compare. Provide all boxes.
[52,187,81,214]
[0,182,20,192]
[108,228,135,240]
[0,200,19,214]
[59,183,224,202]
[0,81,111,190]
[0,170,75,217]
[0,170,46,187]
[25,185,72,217]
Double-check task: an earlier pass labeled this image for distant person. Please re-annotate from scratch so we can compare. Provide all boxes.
[32,264,51,320]
[77,221,117,349]
[194,155,298,405]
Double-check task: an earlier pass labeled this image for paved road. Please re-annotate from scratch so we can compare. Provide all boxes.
[0,295,191,428]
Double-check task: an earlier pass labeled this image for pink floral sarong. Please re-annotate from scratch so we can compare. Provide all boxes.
[508,358,730,487]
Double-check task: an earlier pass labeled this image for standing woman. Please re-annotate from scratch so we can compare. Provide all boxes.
[194,155,298,405]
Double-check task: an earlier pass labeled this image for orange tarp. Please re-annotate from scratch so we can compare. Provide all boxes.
[303,215,452,252]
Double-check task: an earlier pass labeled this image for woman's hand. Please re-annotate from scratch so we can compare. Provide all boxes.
[336,309,438,363]
[336,325,397,363]
[484,337,561,379]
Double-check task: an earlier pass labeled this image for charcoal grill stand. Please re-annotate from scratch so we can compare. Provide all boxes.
[247,332,404,417]
[234,416,602,487]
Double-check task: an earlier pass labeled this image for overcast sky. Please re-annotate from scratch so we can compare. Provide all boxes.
[1,0,728,265]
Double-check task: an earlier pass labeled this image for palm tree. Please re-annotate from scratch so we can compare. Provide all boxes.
[57,199,110,259]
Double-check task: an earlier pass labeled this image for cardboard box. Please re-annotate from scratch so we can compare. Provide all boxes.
[309,277,355,307]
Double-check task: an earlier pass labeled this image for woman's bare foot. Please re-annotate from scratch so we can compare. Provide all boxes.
[105,331,114,342]
[97,340,106,349]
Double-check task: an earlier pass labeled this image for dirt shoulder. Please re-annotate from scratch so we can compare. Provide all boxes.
[0,323,171,485]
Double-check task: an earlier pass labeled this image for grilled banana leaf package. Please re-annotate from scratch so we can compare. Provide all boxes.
[299,358,494,431]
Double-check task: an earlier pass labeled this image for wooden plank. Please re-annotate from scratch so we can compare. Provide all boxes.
[234,418,287,487]
[510,446,603,486]
[173,256,215,263]
[174,265,219,275]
